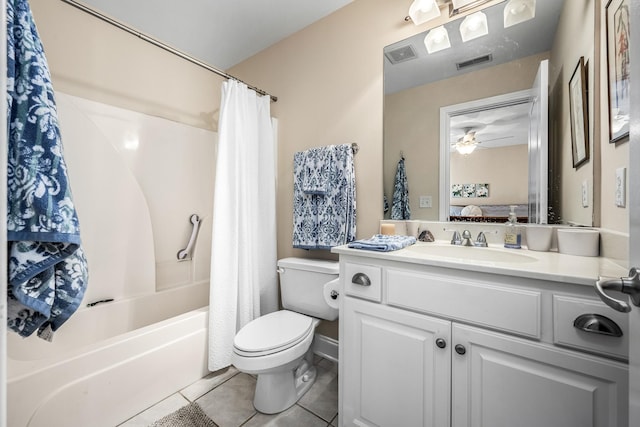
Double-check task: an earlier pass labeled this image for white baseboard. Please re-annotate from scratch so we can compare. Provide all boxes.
[312,333,338,363]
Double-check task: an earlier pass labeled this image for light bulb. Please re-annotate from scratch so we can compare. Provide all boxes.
[509,2,526,15]
[467,16,481,31]
[419,0,434,13]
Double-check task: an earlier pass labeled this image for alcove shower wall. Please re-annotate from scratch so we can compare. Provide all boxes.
[7,93,216,427]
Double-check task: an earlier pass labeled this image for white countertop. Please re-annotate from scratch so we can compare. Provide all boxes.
[332,241,628,287]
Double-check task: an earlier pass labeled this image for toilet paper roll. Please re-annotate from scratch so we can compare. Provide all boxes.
[323,278,340,310]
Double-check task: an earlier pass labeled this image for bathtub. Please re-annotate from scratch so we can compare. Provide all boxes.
[7,281,210,427]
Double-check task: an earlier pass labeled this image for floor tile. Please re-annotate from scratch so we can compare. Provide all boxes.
[297,359,338,422]
[242,405,328,427]
[181,366,240,401]
[118,393,190,426]
[197,373,257,427]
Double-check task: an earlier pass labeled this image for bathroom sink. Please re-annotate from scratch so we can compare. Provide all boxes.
[404,244,538,264]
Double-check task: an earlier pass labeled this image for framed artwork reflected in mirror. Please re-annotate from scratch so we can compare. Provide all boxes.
[569,57,589,168]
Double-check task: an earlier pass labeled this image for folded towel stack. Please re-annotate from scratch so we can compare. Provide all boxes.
[301,147,331,195]
[348,234,416,252]
[293,144,356,250]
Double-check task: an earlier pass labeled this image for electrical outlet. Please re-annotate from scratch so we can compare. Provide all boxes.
[419,196,432,208]
[615,167,626,207]
[581,181,588,208]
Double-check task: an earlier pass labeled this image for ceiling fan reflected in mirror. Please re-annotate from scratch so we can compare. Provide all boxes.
[454,128,479,154]
[452,127,516,155]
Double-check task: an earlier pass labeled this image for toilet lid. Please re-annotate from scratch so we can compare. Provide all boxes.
[234,310,314,354]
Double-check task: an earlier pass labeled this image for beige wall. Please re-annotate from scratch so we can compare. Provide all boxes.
[30,0,225,130]
[228,0,435,338]
[229,0,505,260]
[597,0,629,232]
[30,0,629,340]
[29,0,222,292]
[548,0,629,231]
[450,145,529,206]
[230,0,424,262]
[384,52,548,220]
[549,0,597,226]
[549,0,629,231]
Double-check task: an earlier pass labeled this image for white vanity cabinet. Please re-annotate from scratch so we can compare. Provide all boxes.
[337,255,629,427]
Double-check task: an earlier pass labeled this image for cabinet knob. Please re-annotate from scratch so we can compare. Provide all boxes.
[455,344,466,355]
[435,338,447,349]
[351,273,371,287]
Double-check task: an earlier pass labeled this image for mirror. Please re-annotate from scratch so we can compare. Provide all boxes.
[440,88,541,223]
[383,0,596,225]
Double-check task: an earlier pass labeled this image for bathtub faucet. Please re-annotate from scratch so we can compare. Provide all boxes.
[86,298,114,307]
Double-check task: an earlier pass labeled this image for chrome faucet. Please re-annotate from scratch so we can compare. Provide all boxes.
[474,231,488,247]
[447,229,473,246]
[460,230,473,246]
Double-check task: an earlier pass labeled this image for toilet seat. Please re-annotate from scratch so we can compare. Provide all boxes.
[234,310,314,357]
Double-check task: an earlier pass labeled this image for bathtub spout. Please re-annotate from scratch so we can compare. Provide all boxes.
[86,298,114,307]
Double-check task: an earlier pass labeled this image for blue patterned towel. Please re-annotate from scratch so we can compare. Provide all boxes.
[6,0,89,341]
[348,234,416,252]
[293,144,356,249]
[391,158,410,220]
[301,146,331,195]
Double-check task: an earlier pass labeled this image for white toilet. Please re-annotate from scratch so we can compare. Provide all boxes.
[232,257,339,414]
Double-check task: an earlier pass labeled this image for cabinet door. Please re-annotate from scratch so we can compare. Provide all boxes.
[341,297,451,427]
[451,324,629,427]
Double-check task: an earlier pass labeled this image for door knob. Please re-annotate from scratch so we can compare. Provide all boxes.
[595,267,640,313]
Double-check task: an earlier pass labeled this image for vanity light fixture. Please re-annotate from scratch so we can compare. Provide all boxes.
[459,11,488,42]
[424,26,451,54]
[504,0,536,28]
[407,0,441,26]
[450,0,493,16]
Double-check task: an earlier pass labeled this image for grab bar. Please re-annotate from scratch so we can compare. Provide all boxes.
[177,214,201,261]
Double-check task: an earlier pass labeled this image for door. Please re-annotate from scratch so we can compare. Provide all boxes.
[451,324,628,427]
[342,297,451,427]
[628,1,640,422]
[528,59,549,224]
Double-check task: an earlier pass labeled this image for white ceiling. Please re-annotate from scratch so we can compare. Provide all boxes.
[450,102,532,150]
[79,0,353,70]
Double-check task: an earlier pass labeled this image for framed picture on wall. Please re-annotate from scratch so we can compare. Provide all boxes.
[606,0,630,143]
[475,183,489,198]
[569,57,589,168]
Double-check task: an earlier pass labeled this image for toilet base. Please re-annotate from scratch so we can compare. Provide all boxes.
[253,349,317,414]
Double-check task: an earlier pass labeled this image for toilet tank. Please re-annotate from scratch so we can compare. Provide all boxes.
[277,257,339,321]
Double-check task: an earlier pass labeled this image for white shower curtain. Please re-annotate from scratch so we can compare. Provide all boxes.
[208,80,278,371]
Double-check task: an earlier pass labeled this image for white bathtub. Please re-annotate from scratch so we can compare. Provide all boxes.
[7,281,210,427]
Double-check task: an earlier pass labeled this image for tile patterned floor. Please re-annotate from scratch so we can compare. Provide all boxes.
[119,357,338,427]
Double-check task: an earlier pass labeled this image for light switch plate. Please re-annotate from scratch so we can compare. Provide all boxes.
[615,167,626,207]
[419,196,432,208]
[581,181,588,208]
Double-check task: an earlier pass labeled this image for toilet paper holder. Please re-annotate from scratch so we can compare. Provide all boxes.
[330,290,339,300]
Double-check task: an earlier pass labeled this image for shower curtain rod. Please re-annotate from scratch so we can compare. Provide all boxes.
[59,0,278,102]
